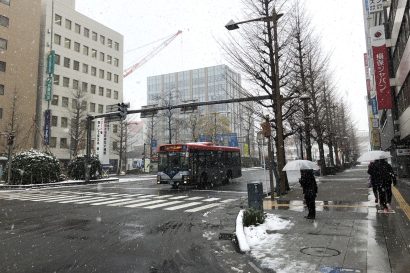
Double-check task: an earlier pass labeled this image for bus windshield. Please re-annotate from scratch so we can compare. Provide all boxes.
[158,152,189,171]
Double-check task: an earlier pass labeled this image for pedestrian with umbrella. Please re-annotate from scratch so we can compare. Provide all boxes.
[283,160,319,220]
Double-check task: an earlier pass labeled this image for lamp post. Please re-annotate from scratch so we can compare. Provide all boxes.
[300,94,312,161]
[226,7,287,194]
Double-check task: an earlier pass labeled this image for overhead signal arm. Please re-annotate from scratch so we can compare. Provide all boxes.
[123,30,182,78]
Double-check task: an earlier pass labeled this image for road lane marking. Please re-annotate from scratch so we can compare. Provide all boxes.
[144,201,184,209]
[90,198,133,206]
[168,196,188,200]
[202,198,221,202]
[153,195,174,199]
[73,197,116,204]
[56,196,100,203]
[107,198,151,207]
[185,203,221,212]
[221,198,237,203]
[184,196,204,201]
[125,200,166,208]
[164,202,202,211]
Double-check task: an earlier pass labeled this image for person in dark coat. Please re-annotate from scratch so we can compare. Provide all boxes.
[368,157,395,212]
[367,161,379,203]
[299,169,318,219]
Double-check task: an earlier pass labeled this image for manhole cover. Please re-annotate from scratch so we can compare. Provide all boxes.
[300,247,340,257]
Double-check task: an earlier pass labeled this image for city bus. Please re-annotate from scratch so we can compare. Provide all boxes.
[156,142,242,189]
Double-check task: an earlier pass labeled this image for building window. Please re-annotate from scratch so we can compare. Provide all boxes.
[90,102,96,112]
[107,72,112,81]
[61,117,68,128]
[107,55,112,64]
[73,79,79,90]
[55,54,60,65]
[98,86,104,96]
[0,38,7,50]
[99,52,105,62]
[65,19,71,30]
[63,57,70,68]
[72,98,78,109]
[83,45,89,56]
[64,38,71,49]
[73,60,79,71]
[108,39,112,48]
[60,138,68,149]
[74,42,80,52]
[114,42,119,51]
[84,27,89,38]
[51,95,59,106]
[82,63,88,73]
[50,137,57,148]
[114,90,118,99]
[75,23,81,34]
[100,35,105,45]
[91,49,97,58]
[54,74,60,85]
[113,124,118,133]
[0,15,9,27]
[0,61,6,72]
[0,84,4,95]
[99,69,104,79]
[91,66,96,76]
[92,31,97,41]
[0,108,2,119]
[54,34,61,45]
[114,74,119,83]
[106,89,111,98]
[98,104,104,113]
[90,84,96,94]
[114,58,119,67]
[63,77,69,87]
[82,82,88,92]
[113,141,118,151]
[54,14,62,25]
[81,100,87,111]
[51,115,58,127]
[62,97,69,108]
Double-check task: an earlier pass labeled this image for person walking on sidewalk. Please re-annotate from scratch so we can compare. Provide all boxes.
[368,157,395,212]
[367,161,379,203]
[299,169,318,219]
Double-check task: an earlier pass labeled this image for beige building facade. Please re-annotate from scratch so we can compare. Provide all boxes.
[0,0,42,154]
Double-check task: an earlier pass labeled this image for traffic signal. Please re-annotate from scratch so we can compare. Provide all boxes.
[117,102,130,118]
[7,134,14,146]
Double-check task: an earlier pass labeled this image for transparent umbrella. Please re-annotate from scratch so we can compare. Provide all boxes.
[282,160,320,171]
[357,151,391,162]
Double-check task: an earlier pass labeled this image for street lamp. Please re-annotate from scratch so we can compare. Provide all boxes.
[226,7,287,195]
[300,94,312,161]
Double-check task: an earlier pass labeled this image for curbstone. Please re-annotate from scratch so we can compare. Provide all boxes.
[235,209,250,252]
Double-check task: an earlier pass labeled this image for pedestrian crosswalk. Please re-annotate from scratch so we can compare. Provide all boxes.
[0,190,238,213]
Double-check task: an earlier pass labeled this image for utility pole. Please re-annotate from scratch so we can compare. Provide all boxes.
[261,115,279,199]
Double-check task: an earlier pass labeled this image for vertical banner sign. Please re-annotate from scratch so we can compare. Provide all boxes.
[364,53,371,103]
[96,118,110,164]
[368,0,384,13]
[47,50,55,74]
[371,97,378,115]
[44,109,51,145]
[45,76,52,101]
[370,25,392,109]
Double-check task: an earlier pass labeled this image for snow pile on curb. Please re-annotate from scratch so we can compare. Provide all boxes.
[235,209,250,252]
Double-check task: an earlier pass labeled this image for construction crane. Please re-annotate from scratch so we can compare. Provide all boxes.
[123,30,182,78]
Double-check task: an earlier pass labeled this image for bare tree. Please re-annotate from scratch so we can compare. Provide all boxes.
[69,88,87,158]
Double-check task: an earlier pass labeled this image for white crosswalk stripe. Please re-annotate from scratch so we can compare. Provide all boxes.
[0,190,238,213]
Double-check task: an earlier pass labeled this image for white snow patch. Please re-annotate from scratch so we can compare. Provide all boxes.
[230,266,243,273]
[203,231,216,240]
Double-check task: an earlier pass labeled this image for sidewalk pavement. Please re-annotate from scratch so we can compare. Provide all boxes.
[239,165,410,273]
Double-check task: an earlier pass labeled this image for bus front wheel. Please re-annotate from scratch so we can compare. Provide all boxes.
[198,173,208,189]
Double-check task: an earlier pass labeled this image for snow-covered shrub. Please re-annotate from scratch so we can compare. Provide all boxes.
[243,208,266,227]
[67,155,102,180]
[4,149,61,185]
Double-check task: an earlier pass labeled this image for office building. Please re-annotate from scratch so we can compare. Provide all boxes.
[362,0,410,176]
[146,64,255,156]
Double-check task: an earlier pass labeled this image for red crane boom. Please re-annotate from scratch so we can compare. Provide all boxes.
[123,30,182,78]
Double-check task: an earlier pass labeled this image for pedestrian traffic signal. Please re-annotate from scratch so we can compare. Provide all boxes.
[117,102,130,118]
[7,134,14,146]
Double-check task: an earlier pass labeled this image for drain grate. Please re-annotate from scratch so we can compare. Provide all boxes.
[219,232,235,240]
[300,247,340,257]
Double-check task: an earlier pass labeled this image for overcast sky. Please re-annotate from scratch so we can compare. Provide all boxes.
[76,0,368,130]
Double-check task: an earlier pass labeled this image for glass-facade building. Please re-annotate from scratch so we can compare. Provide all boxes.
[146,64,254,154]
